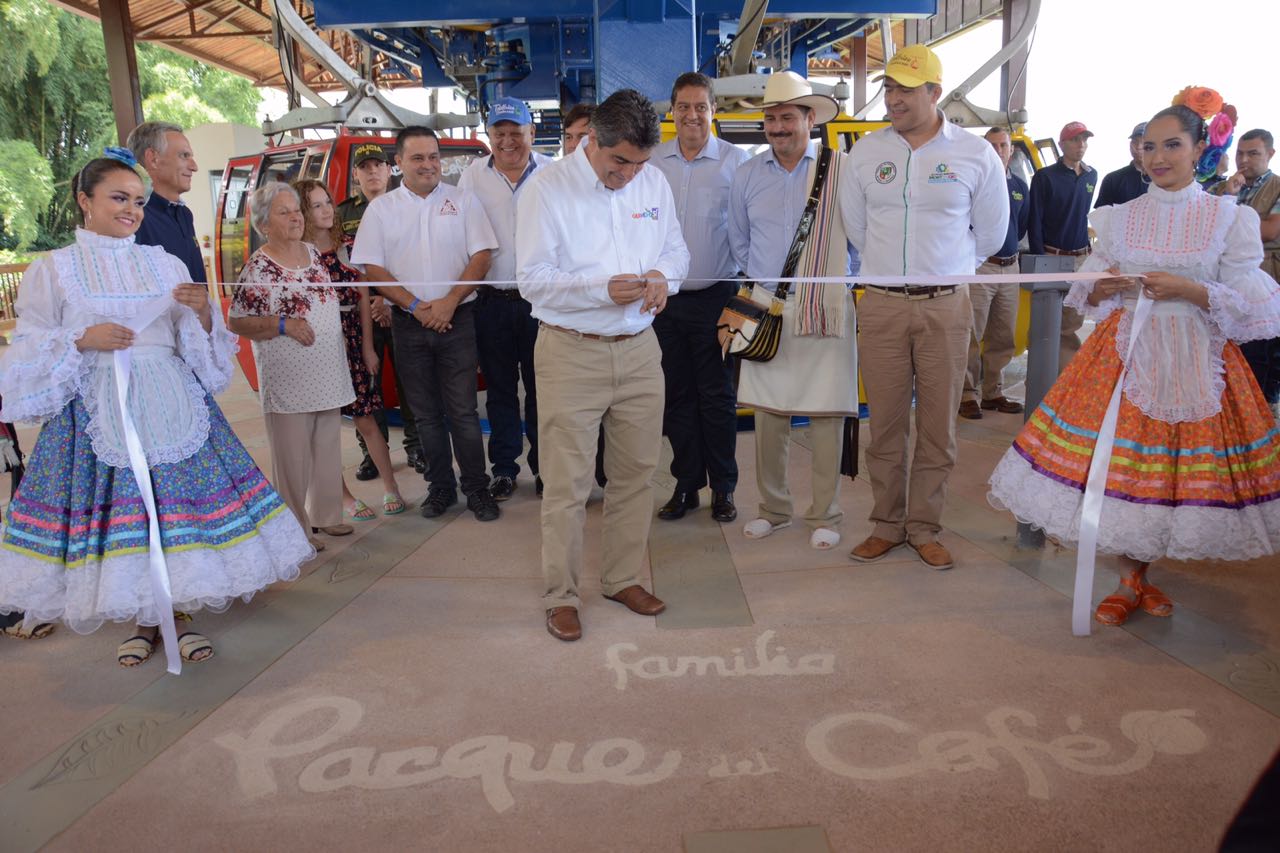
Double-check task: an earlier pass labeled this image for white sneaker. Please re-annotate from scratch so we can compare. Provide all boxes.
[743,518,791,540]
[809,527,841,550]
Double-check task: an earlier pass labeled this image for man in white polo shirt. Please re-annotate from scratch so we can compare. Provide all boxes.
[839,45,1007,571]
[458,97,555,502]
[517,89,690,642]
[352,126,501,523]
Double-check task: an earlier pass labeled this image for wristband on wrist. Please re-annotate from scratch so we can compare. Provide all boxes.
[278,316,287,336]
[408,297,421,313]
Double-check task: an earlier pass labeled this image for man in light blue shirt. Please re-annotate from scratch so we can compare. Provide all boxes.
[458,97,554,501]
[728,72,858,552]
[651,72,749,525]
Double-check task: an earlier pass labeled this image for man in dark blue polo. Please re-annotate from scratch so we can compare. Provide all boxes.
[1095,122,1150,208]
[1028,120,1098,369]
[126,121,206,282]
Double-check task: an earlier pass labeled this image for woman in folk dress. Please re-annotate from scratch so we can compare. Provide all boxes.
[0,156,312,666]
[989,105,1280,626]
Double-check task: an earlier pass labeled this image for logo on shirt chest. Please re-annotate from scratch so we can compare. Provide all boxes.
[875,162,898,184]
[927,163,959,184]
[1085,183,1095,194]
[1011,190,1024,201]
[439,199,459,216]
[632,207,660,220]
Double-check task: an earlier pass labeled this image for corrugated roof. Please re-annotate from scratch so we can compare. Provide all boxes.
[50,0,422,90]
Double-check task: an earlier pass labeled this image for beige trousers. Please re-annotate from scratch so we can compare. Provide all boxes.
[263,408,344,533]
[754,412,843,530]
[535,326,664,609]
[858,288,971,544]
[1059,252,1089,369]
[963,262,1020,403]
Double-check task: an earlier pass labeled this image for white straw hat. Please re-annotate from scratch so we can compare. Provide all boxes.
[758,71,839,125]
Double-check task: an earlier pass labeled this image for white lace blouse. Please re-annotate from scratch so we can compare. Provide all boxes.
[0,229,238,468]
[1065,182,1280,423]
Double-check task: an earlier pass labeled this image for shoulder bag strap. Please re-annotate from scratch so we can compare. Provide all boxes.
[773,145,834,301]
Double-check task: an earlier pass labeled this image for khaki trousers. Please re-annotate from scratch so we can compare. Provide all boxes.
[858,288,971,544]
[754,412,843,530]
[535,326,664,609]
[963,261,1020,403]
[1059,252,1089,370]
[263,408,343,533]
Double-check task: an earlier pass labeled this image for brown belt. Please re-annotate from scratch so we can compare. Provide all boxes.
[865,284,958,300]
[1044,245,1091,257]
[986,254,1018,267]
[540,322,640,342]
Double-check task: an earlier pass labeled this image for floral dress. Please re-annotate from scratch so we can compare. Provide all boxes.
[318,248,381,418]
[989,183,1280,563]
[0,229,312,632]
[230,247,353,415]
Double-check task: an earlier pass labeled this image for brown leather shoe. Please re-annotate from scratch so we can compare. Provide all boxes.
[313,524,354,536]
[604,585,666,616]
[910,540,955,570]
[957,400,983,420]
[849,535,906,562]
[981,396,1025,414]
[546,607,582,641]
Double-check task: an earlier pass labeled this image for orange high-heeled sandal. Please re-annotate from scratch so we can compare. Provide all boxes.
[1095,573,1143,626]
[1139,582,1174,617]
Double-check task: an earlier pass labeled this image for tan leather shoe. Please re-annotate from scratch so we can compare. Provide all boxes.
[849,535,905,562]
[604,585,666,616]
[981,396,1025,414]
[313,524,354,536]
[910,540,955,570]
[546,607,582,641]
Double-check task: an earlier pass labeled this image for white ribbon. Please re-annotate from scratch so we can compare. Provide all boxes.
[218,271,1102,289]
[112,295,184,674]
[1072,293,1153,636]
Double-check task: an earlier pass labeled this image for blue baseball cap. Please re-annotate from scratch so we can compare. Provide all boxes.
[487,97,533,128]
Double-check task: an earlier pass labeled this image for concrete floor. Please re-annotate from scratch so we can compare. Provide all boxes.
[1,364,1278,853]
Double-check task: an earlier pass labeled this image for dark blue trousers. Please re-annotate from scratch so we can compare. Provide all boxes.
[474,290,540,479]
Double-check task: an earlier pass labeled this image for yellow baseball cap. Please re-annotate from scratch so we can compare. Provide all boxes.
[874,44,943,88]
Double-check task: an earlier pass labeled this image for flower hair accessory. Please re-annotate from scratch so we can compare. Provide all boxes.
[1173,86,1234,184]
[103,146,138,168]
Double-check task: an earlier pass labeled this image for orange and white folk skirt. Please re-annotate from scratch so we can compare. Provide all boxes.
[988,310,1280,563]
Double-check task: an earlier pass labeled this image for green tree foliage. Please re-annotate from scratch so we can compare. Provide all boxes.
[0,138,54,249]
[0,2,262,248]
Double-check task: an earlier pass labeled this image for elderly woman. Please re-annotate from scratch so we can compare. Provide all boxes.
[229,182,355,551]
[294,178,405,519]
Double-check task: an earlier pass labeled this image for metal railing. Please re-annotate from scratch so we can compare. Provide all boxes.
[0,263,29,328]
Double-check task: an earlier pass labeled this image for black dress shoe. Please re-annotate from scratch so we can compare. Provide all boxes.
[354,455,378,481]
[535,475,544,497]
[657,489,700,521]
[407,448,426,474]
[420,488,457,518]
[711,491,737,523]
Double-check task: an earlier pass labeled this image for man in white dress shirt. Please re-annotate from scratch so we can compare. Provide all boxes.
[458,98,554,501]
[651,72,749,525]
[517,89,690,641]
[351,126,501,523]
[839,45,1008,570]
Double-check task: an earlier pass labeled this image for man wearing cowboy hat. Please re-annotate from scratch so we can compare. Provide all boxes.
[839,44,1008,571]
[728,71,859,552]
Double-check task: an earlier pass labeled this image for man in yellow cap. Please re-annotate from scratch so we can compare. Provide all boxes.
[839,44,1008,571]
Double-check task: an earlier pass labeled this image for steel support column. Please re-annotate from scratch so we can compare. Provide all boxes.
[851,34,867,112]
[1000,0,1030,113]
[100,0,143,144]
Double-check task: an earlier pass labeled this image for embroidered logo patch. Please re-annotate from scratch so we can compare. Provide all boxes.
[927,163,959,184]
[1012,190,1024,201]
[632,207,659,220]
[875,162,897,184]
[439,199,459,216]
[1085,183,1095,193]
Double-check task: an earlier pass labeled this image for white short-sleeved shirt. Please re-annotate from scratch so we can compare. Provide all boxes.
[349,182,498,303]
[457,152,554,287]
